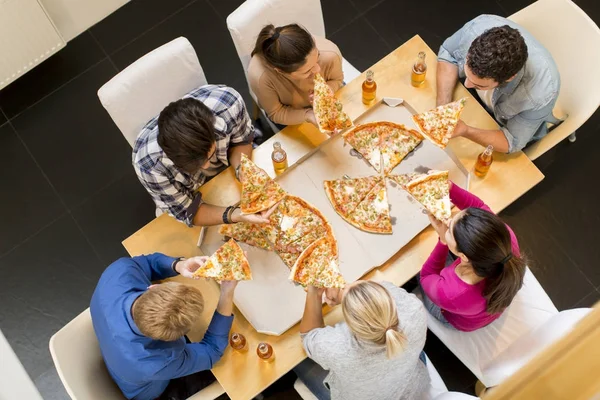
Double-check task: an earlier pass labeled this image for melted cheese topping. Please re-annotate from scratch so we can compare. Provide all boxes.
[280,215,297,232]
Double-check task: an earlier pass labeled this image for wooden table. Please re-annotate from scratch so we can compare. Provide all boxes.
[122,35,544,400]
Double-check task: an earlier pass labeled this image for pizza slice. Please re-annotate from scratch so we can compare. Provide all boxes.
[404,170,452,222]
[289,236,344,288]
[219,223,272,251]
[313,73,353,133]
[192,239,252,281]
[411,98,467,149]
[323,175,380,218]
[272,196,328,247]
[346,178,392,234]
[342,122,385,172]
[387,172,425,189]
[239,154,286,214]
[380,123,423,175]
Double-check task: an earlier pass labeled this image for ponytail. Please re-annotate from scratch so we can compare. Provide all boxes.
[343,281,407,359]
[453,207,526,314]
[483,255,526,313]
[251,23,315,73]
[385,328,407,359]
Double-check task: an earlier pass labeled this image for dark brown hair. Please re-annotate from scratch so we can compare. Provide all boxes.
[467,25,528,83]
[251,24,315,73]
[452,207,526,314]
[157,97,216,174]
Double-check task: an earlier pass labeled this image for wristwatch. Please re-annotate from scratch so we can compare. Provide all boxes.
[235,164,242,181]
[171,257,184,274]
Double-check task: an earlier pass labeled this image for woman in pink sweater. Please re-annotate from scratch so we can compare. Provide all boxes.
[419,183,526,332]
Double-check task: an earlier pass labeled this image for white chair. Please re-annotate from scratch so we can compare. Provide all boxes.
[293,354,478,400]
[49,308,225,400]
[508,0,600,160]
[226,0,362,132]
[426,268,591,387]
[97,37,208,147]
[97,37,207,218]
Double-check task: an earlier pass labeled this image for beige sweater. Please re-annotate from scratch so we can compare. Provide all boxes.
[247,36,344,125]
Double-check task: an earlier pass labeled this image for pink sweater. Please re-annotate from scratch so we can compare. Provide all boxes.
[420,184,520,332]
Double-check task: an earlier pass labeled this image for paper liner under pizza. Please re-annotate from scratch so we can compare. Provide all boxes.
[411,98,467,149]
[313,73,353,133]
[192,239,252,281]
[239,154,286,214]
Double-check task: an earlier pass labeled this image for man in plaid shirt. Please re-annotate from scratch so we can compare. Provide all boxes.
[133,85,274,227]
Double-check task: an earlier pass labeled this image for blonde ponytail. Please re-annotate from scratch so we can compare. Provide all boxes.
[342,281,407,359]
[385,328,408,359]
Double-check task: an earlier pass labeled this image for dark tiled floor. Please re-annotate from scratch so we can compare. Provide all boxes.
[0,0,599,399]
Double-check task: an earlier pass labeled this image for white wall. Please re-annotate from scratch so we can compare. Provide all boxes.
[40,0,129,42]
[0,329,43,400]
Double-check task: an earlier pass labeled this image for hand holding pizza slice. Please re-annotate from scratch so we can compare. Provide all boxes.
[313,73,353,133]
[239,154,286,215]
[192,239,252,281]
[289,236,345,289]
[411,98,467,149]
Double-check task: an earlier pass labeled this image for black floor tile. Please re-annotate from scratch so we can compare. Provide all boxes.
[573,289,600,308]
[110,0,246,88]
[0,32,105,119]
[0,215,104,381]
[11,60,132,209]
[0,109,7,126]
[348,0,386,13]
[366,0,506,53]
[496,0,535,15]
[207,0,244,19]
[424,330,477,393]
[329,16,391,72]
[89,0,195,55]
[0,124,65,256]
[72,169,156,265]
[501,194,598,310]
[322,0,360,36]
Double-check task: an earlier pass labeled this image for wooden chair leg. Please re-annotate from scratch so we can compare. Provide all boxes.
[568,131,577,143]
[475,380,488,397]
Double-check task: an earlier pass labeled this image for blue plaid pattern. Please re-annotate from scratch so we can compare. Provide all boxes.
[132,85,254,226]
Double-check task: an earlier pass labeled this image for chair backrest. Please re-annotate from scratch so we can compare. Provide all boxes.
[481,307,592,385]
[49,308,126,400]
[508,0,600,159]
[97,37,207,147]
[425,267,559,387]
[226,0,326,101]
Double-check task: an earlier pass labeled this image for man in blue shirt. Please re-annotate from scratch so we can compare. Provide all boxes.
[436,15,561,153]
[90,253,237,400]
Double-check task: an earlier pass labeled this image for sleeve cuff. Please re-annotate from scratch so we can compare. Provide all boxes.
[437,47,457,65]
[160,254,180,278]
[206,311,235,334]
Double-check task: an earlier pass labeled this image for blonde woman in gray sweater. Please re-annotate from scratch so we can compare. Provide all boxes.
[295,281,431,400]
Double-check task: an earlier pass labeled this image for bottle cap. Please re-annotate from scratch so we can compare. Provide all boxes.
[484,144,494,154]
[366,70,374,80]
[273,142,281,149]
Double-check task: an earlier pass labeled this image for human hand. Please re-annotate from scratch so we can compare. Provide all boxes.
[324,287,342,306]
[449,120,469,139]
[305,109,318,127]
[426,212,449,244]
[308,90,314,104]
[220,280,239,296]
[231,207,269,224]
[176,256,209,279]
[307,285,325,298]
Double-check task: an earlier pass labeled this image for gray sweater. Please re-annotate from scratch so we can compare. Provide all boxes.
[302,282,430,400]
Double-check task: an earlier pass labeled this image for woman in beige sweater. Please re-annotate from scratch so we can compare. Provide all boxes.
[247,24,344,127]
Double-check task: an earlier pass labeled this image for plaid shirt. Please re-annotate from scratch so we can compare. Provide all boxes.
[132,85,254,226]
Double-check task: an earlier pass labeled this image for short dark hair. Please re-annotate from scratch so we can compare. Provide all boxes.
[157,98,216,173]
[467,25,528,83]
[251,24,315,73]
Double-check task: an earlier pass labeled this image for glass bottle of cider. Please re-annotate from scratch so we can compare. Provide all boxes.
[411,52,427,87]
[474,145,494,178]
[362,70,377,105]
[257,342,275,362]
[271,142,288,175]
[229,332,248,352]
